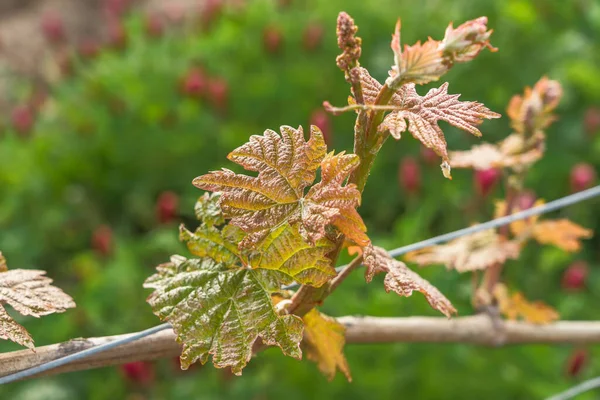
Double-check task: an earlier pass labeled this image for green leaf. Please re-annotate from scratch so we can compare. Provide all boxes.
[180,224,240,266]
[144,255,303,374]
[248,223,336,286]
[194,193,225,227]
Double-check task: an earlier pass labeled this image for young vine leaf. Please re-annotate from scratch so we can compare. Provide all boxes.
[452,77,562,172]
[388,20,447,87]
[303,308,351,382]
[363,245,456,317]
[387,17,495,88]
[405,230,521,273]
[147,193,338,374]
[450,132,545,171]
[144,255,303,374]
[507,77,562,134]
[0,252,76,349]
[493,283,559,324]
[440,17,496,64]
[494,199,592,252]
[356,67,500,178]
[193,125,369,248]
[528,220,592,252]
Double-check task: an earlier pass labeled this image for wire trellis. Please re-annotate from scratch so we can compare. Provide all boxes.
[1,185,599,386]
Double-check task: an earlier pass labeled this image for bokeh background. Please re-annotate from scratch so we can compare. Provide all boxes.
[1,0,600,398]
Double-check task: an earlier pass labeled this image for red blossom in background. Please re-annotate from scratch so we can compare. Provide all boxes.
[103,0,130,18]
[566,349,588,377]
[40,12,65,43]
[107,21,127,49]
[420,146,438,165]
[263,26,283,54]
[207,77,229,113]
[515,189,537,211]
[309,109,332,147]
[78,39,101,59]
[570,163,597,193]
[120,361,155,385]
[562,261,588,291]
[399,157,421,194]
[583,107,600,136]
[156,191,179,224]
[303,23,324,51]
[474,168,500,197]
[181,68,207,98]
[200,0,223,29]
[92,225,113,256]
[11,105,35,135]
[145,14,164,37]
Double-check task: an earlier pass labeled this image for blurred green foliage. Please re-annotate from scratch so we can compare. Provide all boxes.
[1,0,600,399]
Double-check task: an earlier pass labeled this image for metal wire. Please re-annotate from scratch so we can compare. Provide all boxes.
[388,184,600,258]
[284,184,600,289]
[1,184,599,385]
[545,375,600,400]
[0,323,172,385]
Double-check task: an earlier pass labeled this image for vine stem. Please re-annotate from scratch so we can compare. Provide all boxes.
[288,82,396,317]
[482,184,518,294]
[328,255,364,294]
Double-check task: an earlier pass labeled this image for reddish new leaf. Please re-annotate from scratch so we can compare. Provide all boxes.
[507,77,562,134]
[356,68,500,178]
[387,20,447,87]
[387,17,495,88]
[302,152,368,245]
[194,126,369,247]
[440,17,496,64]
[405,229,521,272]
[363,245,456,317]
[450,132,545,171]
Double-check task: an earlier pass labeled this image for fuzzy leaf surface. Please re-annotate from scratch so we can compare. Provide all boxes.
[0,306,33,348]
[507,77,562,134]
[450,132,545,171]
[193,126,368,247]
[0,267,76,348]
[387,20,446,87]
[363,245,456,317]
[356,68,500,177]
[303,309,351,381]
[181,220,335,287]
[144,256,303,374]
[194,193,225,227]
[248,223,336,287]
[405,230,520,273]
